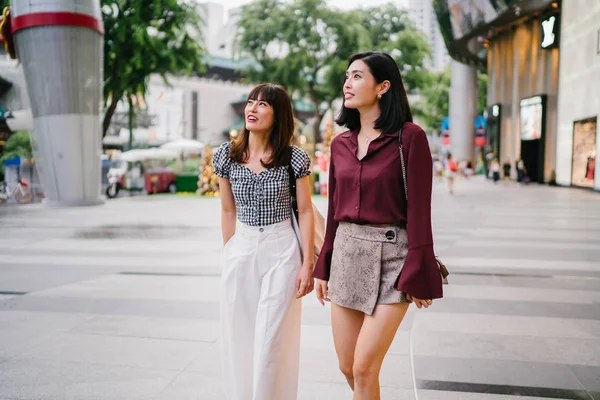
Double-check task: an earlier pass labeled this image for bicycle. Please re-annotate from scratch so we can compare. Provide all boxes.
[0,179,32,204]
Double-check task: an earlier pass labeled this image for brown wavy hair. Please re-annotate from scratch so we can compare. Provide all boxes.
[229,83,295,169]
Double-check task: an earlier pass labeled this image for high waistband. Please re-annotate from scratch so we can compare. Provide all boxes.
[236,219,293,236]
[337,221,406,243]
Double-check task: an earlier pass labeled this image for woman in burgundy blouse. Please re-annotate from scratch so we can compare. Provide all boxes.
[313,52,443,399]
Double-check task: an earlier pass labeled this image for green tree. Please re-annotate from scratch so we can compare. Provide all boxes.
[235,0,433,153]
[414,68,451,135]
[415,68,489,134]
[101,0,205,140]
[235,0,371,147]
[477,71,488,115]
[0,132,32,161]
[0,131,32,176]
[0,0,9,10]
[358,5,431,93]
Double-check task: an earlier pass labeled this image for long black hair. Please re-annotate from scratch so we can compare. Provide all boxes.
[336,51,413,133]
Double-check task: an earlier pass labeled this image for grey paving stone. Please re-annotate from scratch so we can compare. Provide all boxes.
[19,332,202,371]
[298,381,354,400]
[418,389,576,399]
[415,356,586,390]
[0,264,118,293]
[0,296,220,320]
[569,364,600,393]
[183,343,221,374]
[27,274,221,302]
[69,315,219,342]
[299,348,348,384]
[0,358,177,400]
[154,371,224,400]
[413,312,600,340]
[545,338,600,367]
[0,311,88,359]
[429,298,600,321]
[412,330,563,364]
[1,178,600,398]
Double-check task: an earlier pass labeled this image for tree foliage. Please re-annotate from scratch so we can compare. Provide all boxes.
[358,5,431,93]
[0,131,32,175]
[235,0,370,132]
[101,0,205,138]
[477,71,488,115]
[235,0,432,145]
[414,68,451,135]
[415,68,489,134]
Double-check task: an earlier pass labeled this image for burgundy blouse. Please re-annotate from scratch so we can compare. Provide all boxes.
[313,122,443,300]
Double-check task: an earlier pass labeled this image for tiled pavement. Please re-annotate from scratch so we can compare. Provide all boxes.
[0,176,599,399]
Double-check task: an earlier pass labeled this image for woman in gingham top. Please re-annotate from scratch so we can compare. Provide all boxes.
[212,83,315,400]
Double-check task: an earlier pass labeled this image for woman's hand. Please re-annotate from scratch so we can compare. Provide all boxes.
[406,295,433,309]
[315,279,330,306]
[295,264,315,299]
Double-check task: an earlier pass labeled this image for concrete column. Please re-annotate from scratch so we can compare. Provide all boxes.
[11,0,104,207]
[449,60,477,161]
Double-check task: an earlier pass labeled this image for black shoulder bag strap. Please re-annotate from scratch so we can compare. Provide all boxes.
[398,127,408,202]
[287,148,299,220]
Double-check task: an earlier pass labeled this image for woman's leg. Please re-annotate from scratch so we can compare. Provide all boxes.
[331,303,365,389]
[253,229,302,400]
[352,303,410,400]
[221,233,261,400]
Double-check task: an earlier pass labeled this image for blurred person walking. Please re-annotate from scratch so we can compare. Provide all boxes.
[503,159,512,181]
[516,159,525,182]
[464,160,474,179]
[433,158,444,183]
[213,83,315,400]
[490,158,501,184]
[446,153,458,194]
[313,52,443,400]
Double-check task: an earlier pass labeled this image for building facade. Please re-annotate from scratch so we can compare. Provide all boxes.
[409,0,451,71]
[147,74,251,147]
[555,0,600,190]
[435,0,600,190]
[486,10,560,184]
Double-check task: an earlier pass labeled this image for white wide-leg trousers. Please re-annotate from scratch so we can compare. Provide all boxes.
[221,219,302,400]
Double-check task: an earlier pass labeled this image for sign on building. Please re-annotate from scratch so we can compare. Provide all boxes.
[541,14,560,49]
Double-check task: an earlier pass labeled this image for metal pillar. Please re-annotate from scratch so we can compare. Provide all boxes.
[11,0,104,206]
[449,60,477,162]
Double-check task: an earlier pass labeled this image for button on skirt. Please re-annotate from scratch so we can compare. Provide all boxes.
[329,221,409,315]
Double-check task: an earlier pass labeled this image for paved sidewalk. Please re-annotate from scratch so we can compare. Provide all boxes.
[0,177,599,399]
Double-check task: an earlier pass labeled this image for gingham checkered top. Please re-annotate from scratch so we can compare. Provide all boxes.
[212,141,311,227]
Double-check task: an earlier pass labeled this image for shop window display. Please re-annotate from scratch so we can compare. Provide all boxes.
[571,118,597,188]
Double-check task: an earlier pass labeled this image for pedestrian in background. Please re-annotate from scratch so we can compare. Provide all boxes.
[503,159,512,181]
[516,159,525,182]
[464,160,474,179]
[446,153,458,194]
[490,158,501,184]
[213,83,315,400]
[313,51,443,400]
[433,158,444,182]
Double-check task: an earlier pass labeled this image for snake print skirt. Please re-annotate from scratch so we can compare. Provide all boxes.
[328,222,409,315]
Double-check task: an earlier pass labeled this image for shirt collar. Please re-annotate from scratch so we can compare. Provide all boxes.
[341,130,399,142]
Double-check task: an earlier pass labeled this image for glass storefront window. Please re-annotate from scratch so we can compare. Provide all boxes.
[571,118,597,188]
